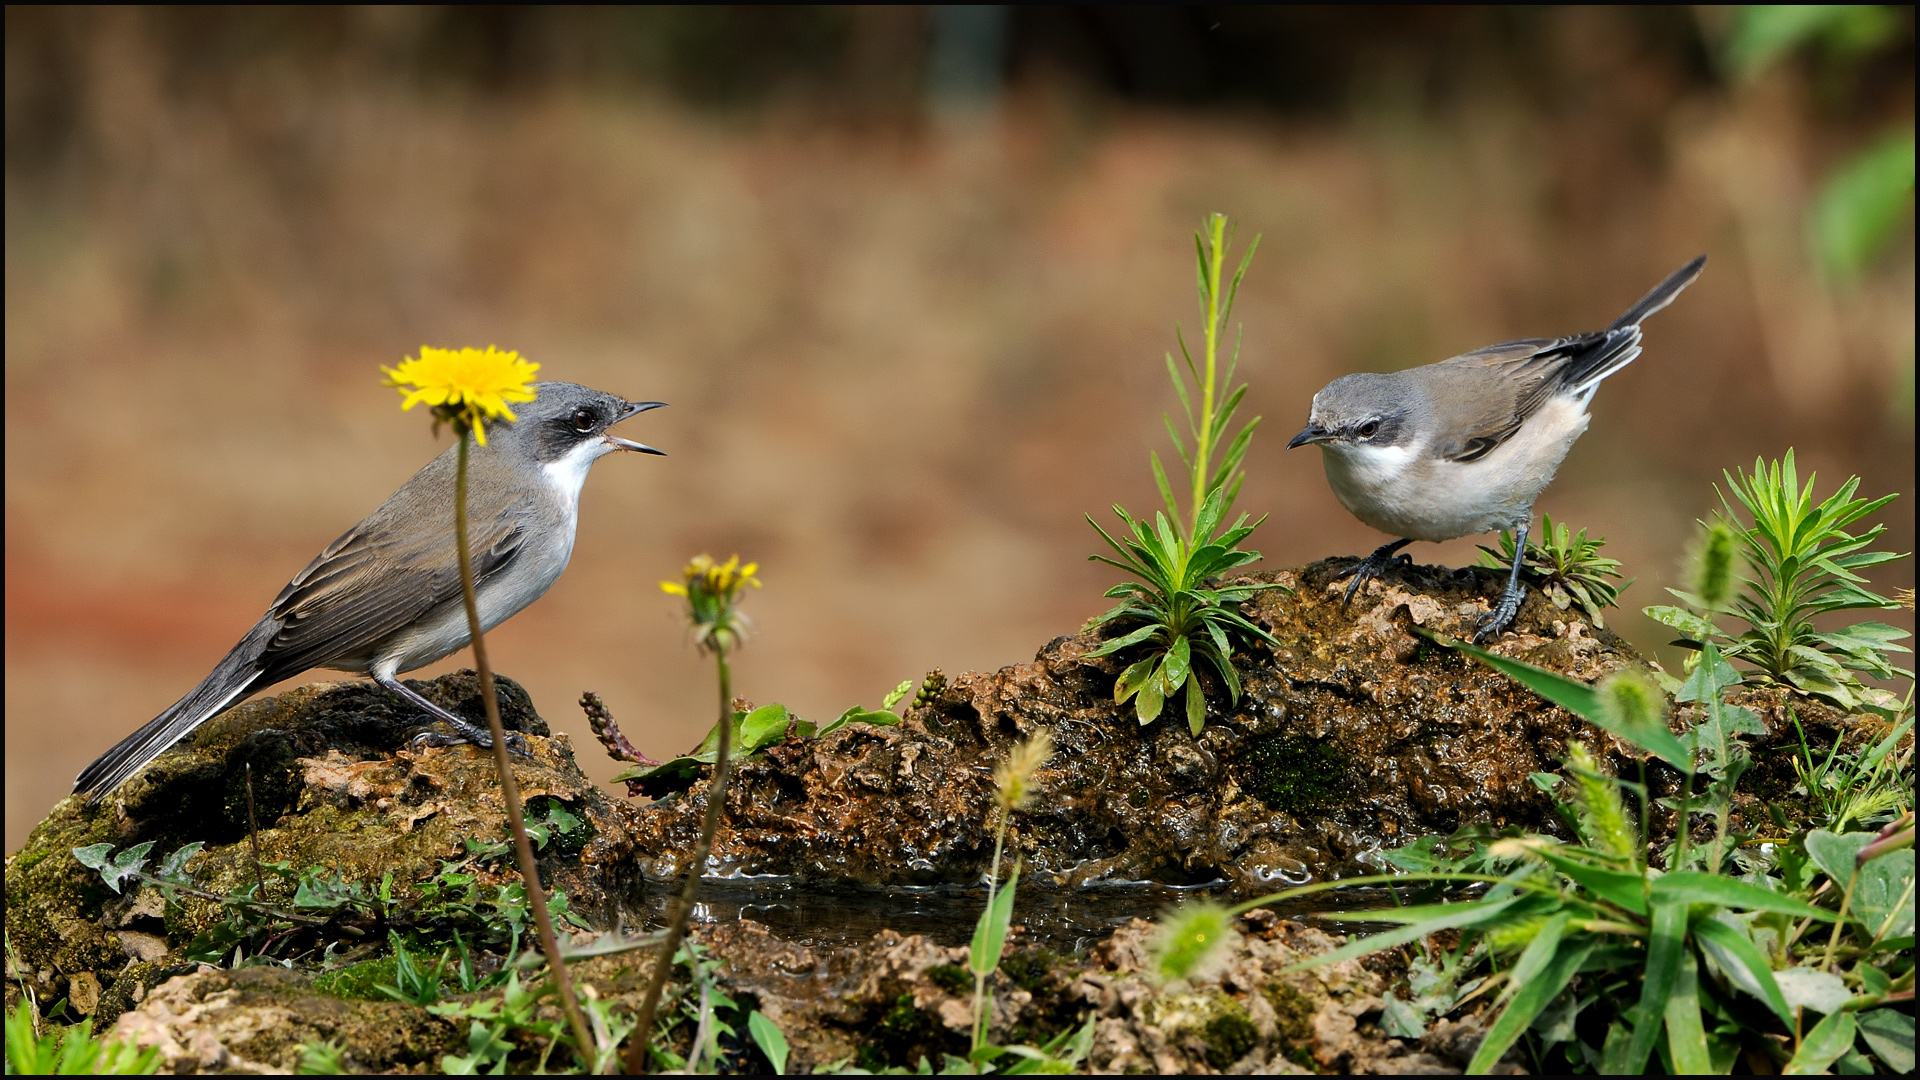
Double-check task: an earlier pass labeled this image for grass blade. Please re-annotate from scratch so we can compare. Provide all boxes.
[1651,871,1834,921]
[1663,953,1711,1075]
[1467,925,1593,1074]
[1621,899,1688,1074]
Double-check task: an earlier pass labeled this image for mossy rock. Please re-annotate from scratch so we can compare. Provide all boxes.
[4,671,643,1017]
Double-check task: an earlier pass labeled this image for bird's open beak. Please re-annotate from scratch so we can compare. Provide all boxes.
[1287,423,1331,449]
[609,400,668,455]
[606,436,666,455]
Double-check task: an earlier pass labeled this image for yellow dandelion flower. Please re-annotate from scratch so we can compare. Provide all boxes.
[382,345,540,445]
[662,554,763,653]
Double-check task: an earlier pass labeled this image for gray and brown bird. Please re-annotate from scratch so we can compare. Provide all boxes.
[1289,256,1705,641]
[74,381,665,799]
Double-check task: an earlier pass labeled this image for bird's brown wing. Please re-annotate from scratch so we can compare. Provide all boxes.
[254,455,530,680]
[1426,336,1591,462]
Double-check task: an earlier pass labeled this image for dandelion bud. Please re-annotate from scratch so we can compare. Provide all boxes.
[1150,900,1238,983]
[1691,522,1736,614]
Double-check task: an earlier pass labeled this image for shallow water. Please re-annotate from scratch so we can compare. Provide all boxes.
[637,877,1407,951]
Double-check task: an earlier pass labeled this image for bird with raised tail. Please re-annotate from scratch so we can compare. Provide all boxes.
[1288,256,1706,642]
[74,381,666,799]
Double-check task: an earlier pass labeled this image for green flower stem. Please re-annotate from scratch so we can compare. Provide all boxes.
[974,807,1010,1054]
[454,433,596,1068]
[626,644,735,1074]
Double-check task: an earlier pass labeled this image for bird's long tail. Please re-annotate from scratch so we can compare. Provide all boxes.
[1608,254,1707,332]
[72,624,271,800]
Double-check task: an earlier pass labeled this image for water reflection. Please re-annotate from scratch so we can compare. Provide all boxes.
[631,878,1407,952]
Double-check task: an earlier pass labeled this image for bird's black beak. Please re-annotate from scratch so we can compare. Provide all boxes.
[1287,423,1331,449]
[609,400,668,455]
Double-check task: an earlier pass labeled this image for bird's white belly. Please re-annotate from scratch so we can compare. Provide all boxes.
[1321,398,1591,542]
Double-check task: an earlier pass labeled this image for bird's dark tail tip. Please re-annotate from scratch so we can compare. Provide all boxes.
[1608,254,1707,332]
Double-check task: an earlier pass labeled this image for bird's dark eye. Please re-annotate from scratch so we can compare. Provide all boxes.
[1357,420,1381,439]
[571,408,596,434]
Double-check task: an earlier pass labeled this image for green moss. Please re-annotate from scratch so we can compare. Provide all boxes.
[857,990,956,1071]
[1262,981,1318,1071]
[312,957,402,1001]
[1238,735,1348,812]
[997,949,1061,995]
[1201,998,1259,1071]
[925,963,971,994]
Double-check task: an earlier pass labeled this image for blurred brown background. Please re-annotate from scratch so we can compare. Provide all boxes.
[7,6,1913,851]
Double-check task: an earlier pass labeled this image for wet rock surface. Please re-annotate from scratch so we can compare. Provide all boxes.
[624,559,1684,891]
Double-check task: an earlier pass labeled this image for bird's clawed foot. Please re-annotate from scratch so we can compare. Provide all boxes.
[1473,584,1525,644]
[1332,538,1415,610]
[409,722,532,758]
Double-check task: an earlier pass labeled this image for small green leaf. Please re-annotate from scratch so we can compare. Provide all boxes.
[1693,915,1794,1026]
[1854,849,1915,942]
[1114,655,1158,704]
[1184,676,1206,735]
[748,1011,790,1074]
[970,863,1021,977]
[1857,1008,1916,1074]
[1806,829,1877,885]
[1534,847,1648,915]
[740,704,792,750]
[1161,636,1192,694]
[1786,1009,1858,1075]
[1136,670,1166,724]
[1089,623,1160,659]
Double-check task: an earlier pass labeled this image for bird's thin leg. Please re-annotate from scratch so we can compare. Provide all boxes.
[1475,520,1531,643]
[1331,538,1415,609]
[376,674,530,756]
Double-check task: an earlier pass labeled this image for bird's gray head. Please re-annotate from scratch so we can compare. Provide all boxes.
[1287,372,1422,451]
[489,382,667,467]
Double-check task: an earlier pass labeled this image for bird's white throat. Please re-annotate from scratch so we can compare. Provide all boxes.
[541,438,610,520]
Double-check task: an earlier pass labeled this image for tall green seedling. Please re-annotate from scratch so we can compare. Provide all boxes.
[1087,214,1287,734]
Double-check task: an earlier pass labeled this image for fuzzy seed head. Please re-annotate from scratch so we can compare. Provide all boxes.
[1597,669,1666,740]
[1150,900,1239,983]
[994,731,1055,812]
[1692,522,1737,613]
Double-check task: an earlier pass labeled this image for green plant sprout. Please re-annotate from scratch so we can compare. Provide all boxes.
[611,680,914,798]
[1086,213,1287,734]
[1476,514,1632,628]
[4,998,162,1075]
[947,731,1095,1075]
[1646,449,1910,712]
